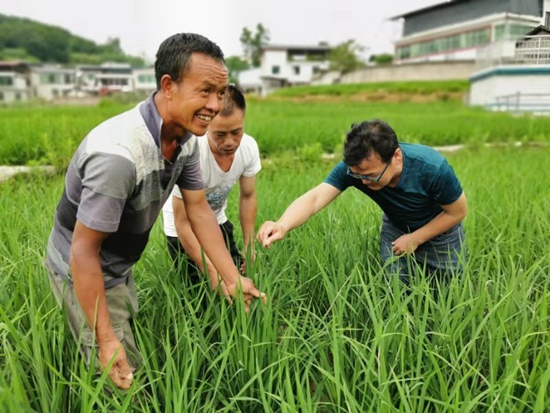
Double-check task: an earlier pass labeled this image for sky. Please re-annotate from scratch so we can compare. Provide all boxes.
[0,0,445,62]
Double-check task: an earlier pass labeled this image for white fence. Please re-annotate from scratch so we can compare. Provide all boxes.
[475,35,550,71]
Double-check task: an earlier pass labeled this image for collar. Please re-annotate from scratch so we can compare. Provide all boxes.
[139,92,193,148]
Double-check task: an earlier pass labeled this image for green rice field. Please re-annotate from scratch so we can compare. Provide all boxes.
[1,82,550,412]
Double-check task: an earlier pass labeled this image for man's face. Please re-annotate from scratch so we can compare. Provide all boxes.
[207,109,245,156]
[167,53,228,137]
[348,149,399,190]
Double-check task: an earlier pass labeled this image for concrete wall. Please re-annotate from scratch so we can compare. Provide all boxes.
[340,61,476,84]
[470,66,550,109]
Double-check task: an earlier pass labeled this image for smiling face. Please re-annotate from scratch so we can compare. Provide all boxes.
[207,109,245,156]
[163,53,228,137]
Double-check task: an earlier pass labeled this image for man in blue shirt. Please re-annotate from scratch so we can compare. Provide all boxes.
[257,119,467,282]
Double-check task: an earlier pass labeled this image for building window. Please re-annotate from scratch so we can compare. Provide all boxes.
[546,12,550,28]
[0,91,4,101]
[40,73,57,84]
[0,76,13,86]
[138,74,155,83]
[494,23,532,41]
[271,65,280,75]
[64,74,72,84]
[15,92,21,101]
[293,65,300,75]
[398,27,491,60]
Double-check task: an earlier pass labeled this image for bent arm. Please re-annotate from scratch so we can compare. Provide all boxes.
[412,192,468,245]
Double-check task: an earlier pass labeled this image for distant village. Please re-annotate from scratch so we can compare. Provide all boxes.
[1,0,550,112]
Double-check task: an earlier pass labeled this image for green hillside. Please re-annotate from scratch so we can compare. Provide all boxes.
[0,14,145,66]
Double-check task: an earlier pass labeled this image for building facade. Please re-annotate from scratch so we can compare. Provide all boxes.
[470,25,550,112]
[238,44,331,96]
[0,61,155,104]
[392,0,549,64]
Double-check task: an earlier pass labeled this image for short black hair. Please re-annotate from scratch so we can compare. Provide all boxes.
[154,33,225,90]
[219,84,246,117]
[343,119,399,166]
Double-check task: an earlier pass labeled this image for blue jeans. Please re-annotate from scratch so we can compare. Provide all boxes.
[380,215,466,284]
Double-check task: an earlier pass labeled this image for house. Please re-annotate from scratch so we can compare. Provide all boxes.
[238,44,331,96]
[133,68,156,94]
[0,62,31,103]
[470,25,550,112]
[391,0,550,64]
[77,62,134,95]
[29,66,77,101]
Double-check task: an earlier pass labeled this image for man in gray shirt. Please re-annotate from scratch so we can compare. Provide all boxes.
[45,33,266,390]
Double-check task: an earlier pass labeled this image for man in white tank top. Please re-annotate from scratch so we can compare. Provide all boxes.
[162,85,261,294]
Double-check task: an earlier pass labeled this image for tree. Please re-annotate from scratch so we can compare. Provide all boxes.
[240,23,270,67]
[329,39,367,75]
[225,56,250,84]
[369,53,394,65]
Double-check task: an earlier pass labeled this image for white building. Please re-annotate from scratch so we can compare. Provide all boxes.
[0,62,30,104]
[238,44,331,96]
[391,0,549,64]
[133,68,156,94]
[77,62,134,95]
[470,25,550,112]
[29,66,77,100]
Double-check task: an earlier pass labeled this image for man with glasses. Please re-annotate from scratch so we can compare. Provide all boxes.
[257,119,467,283]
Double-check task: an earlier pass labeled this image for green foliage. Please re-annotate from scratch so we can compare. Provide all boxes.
[0,47,40,62]
[271,80,470,97]
[240,23,270,67]
[3,93,550,168]
[0,14,144,66]
[369,53,394,65]
[329,39,367,74]
[225,55,250,84]
[1,147,550,410]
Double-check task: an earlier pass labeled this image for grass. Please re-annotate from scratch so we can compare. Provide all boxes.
[2,96,550,167]
[1,143,549,411]
[269,80,471,98]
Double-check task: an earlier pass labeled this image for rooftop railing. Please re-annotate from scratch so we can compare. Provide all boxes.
[475,35,550,71]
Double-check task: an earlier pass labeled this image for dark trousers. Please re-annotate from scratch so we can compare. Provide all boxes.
[166,220,243,284]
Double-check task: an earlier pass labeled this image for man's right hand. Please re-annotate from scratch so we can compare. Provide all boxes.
[98,337,134,390]
[226,276,267,313]
[257,221,286,248]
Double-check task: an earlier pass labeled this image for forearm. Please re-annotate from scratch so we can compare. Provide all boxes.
[276,192,319,233]
[240,196,257,249]
[70,248,115,345]
[187,204,241,286]
[412,210,464,245]
[176,221,214,274]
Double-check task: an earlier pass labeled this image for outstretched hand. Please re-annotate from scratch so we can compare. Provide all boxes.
[257,221,286,249]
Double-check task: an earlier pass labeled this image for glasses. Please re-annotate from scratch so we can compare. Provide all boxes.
[347,160,391,182]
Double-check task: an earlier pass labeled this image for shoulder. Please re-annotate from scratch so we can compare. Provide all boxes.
[241,134,259,150]
[85,106,150,161]
[402,143,447,169]
[238,133,260,158]
[324,161,351,191]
